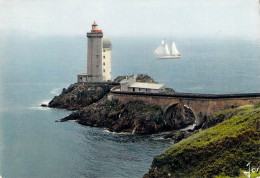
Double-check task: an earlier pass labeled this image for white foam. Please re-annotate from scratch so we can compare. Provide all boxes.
[28,87,62,111]
[103,129,131,135]
[40,99,51,105]
[28,98,52,110]
[152,136,165,141]
[181,123,197,131]
[51,88,62,95]
[29,106,52,110]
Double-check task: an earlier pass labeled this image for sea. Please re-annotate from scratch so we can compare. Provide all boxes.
[0,32,259,178]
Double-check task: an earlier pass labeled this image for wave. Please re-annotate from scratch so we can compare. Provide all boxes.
[29,87,58,110]
[180,123,197,131]
[40,99,51,105]
[103,129,132,135]
[29,88,62,110]
[51,88,62,95]
[29,106,52,110]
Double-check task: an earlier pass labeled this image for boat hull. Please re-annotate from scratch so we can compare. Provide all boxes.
[158,55,181,59]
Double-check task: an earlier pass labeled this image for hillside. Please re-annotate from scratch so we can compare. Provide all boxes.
[144,104,260,177]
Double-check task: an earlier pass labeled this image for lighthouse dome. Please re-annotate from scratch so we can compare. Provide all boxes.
[103,37,112,48]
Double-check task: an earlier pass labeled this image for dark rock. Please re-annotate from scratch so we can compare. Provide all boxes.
[114,74,157,83]
[41,104,48,107]
[136,74,156,83]
[201,109,240,130]
[48,83,115,110]
[75,99,166,134]
[64,99,196,135]
[163,130,198,142]
[163,104,195,130]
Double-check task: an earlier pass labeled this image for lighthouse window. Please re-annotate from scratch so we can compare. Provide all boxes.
[103,62,105,65]
[103,56,105,59]
[103,50,105,52]
[103,69,105,72]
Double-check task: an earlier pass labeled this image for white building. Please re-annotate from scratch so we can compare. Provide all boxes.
[78,22,112,83]
[120,76,165,93]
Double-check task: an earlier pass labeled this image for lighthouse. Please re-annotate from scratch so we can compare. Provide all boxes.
[77,22,112,83]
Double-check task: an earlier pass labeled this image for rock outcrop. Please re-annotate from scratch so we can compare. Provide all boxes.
[48,83,114,110]
[163,129,198,143]
[163,104,195,130]
[48,74,187,135]
[60,99,195,135]
[114,74,157,83]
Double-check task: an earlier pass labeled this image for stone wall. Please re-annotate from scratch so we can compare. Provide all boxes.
[110,91,260,126]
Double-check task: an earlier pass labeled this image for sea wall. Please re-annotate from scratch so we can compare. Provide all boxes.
[110,90,260,126]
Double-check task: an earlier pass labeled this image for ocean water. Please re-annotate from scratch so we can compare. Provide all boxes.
[0,33,259,177]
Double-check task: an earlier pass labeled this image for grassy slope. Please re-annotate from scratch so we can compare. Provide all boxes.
[146,104,260,178]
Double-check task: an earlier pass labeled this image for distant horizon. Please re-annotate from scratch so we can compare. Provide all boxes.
[1,29,259,42]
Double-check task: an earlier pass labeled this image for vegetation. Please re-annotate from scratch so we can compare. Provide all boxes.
[145,104,260,178]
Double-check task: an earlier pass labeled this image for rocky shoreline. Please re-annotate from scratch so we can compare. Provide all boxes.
[45,74,198,140]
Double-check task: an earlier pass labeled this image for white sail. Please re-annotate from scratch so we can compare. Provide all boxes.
[165,44,170,56]
[154,40,167,56]
[154,46,165,56]
[172,42,180,56]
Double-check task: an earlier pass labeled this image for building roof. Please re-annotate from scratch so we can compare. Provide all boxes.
[103,36,112,48]
[92,21,98,26]
[129,82,165,90]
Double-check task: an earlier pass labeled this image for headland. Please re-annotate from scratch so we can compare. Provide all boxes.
[45,73,260,139]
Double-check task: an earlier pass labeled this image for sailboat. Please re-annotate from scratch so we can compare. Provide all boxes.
[154,39,181,59]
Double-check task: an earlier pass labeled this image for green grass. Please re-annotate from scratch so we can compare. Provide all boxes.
[149,104,260,177]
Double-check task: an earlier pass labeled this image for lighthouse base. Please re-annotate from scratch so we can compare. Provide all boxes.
[77,73,113,83]
[77,73,103,83]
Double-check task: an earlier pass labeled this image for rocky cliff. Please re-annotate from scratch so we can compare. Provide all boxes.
[60,99,195,134]
[48,83,113,110]
[47,74,193,135]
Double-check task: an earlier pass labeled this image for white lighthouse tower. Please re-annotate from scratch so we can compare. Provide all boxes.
[77,22,112,83]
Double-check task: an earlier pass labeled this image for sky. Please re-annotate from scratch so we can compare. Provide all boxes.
[0,0,259,39]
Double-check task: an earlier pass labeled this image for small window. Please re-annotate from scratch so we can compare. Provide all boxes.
[103,56,105,59]
[103,69,105,72]
[103,50,105,52]
[96,65,99,67]
[96,55,99,58]
[103,62,105,65]
[139,88,141,91]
